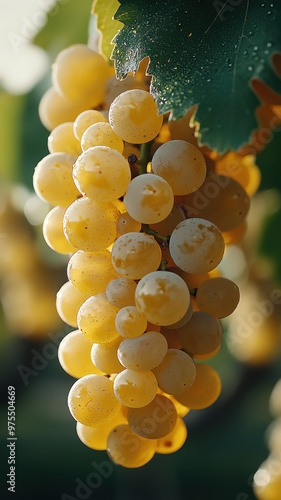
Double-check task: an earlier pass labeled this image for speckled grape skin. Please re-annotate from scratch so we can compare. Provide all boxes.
[196,277,240,318]
[91,337,124,374]
[106,278,137,308]
[152,348,196,396]
[109,89,163,144]
[117,331,168,371]
[156,417,187,454]
[107,424,157,468]
[81,123,124,153]
[56,281,90,327]
[68,374,121,426]
[63,197,119,252]
[127,394,177,439]
[177,312,223,356]
[78,292,120,343]
[115,306,147,338]
[113,369,158,408]
[175,364,222,410]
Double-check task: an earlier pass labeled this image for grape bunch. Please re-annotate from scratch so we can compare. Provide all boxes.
[33,43,253,468]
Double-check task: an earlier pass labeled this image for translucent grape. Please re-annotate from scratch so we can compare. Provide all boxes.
[152,348,195,396]
[106,277,137,309]
[135,271,190,326]
[43,206,76,254]
[63,197,119,252]
[151,140,206,195]
[104,75,146,108]
[111,232,161,280]
[164,300,193,329]
[68,374,120,426]
[196,277,240,318]
[116,212,142,236]
[127,394,177,439]
[58,330,104,378]
[175,364,222,409]
[115,306,147,338]
[169,218,225,274]
[56,281,90,327]
[81,122,124,153]
[193,345,221,360]
[73,109,107,141]
[33,153,80,207]
[38,87,90,131]
[52,44,111,107]
[73,146,130,203]
[177,311,223,356]
[118,331,168,371]
[48,122,82,157]
[91,337,124,374]
[109,89,163,144]
[76,410,127,450]
[113,369,158,408]
[124,173,174,224]
[77,292,120,343]
[222,221,247,246]
[156,417,187,454]
[106,424,157,468]
[67,250,118,295]
[150,205,186,237]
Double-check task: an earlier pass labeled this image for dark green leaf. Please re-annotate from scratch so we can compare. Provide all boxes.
[113,0,281,153]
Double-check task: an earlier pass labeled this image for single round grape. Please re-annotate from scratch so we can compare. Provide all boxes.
[48,122,82,157]
[33,153,80,207]
[81,122,124,153]
[43,206,76,254]
[38,86,90,131]
[106,277,137,309]
[150,205,186,237]
[111,232,162,280]
[151,140,206,195]
[63,197,119,252]
[152,349,195,396]
[127,394,177,439]
[52,44,111,106]
[67,250,118,295]
[177,312,223,356]
[109,89,163,143]
[124,173,174,224]
[56,281,90,327]
[115,306,147,338]
[196,277,240,318]
[135,271,190,326]
[91,337,124,374]
[107,424,157,468]
[73,146,130,203]
[104,75,146,108]
[73,109,107,141]
[58,330,104,378]
[76,410,127,450]
[169,218,225,274]
[118,331,168,371]
[113,369,158,408]
[116,212,142,236]
[156,417,187,454]
[175,364,222,409]
[68,374,120,426]
[77,292,120,343]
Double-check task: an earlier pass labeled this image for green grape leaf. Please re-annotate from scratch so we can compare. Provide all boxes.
[112,0,281,153]
[92,0,123,61]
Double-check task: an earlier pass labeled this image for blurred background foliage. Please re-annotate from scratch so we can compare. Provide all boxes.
[0,1,281,500]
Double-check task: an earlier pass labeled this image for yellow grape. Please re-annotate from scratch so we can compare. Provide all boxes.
[67,250,118,295]
[122,143,140,160]
[113,369,158,408]
[196,277,240,318]
[151,140,206,195]
[193,344,221,360]
[115,306,147,338]
[168,106,198,146]
[150,205,186,237]
[68,374,120,426]
[106,277,137,308]
[161,392,190,417]
[43,206,76,254]
[117,331,168,371]
[73,109,107,141]
[106,424,157,468]
[104,75,146,108]
[63,197,119,252]
[48,122,82,157]
[135,271,190,326]
[76,410,127,450]
[160,328,182,350]
[58,330,104,378]
[91,337,124,374]
[152,348,195,396]
[109,89,163,144]
[127,394,177,439]
[116,212,142,236]
[177,312,223,356]
[56,281,90,328]
[222,221,247,246]
[253,456,281,500]
[164,300,193,329]
[81,122,124,154]
[176,364,222,410]
[33,153,80,207]
[52,44,111,107]
[73,146,130,203]
[124,173,174,224]
[156,417,187,454]
[77,292,120,343]
[111,232,162,280]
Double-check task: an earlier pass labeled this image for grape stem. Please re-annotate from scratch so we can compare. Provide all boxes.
[138,140,153,174]
[143,224,169,242]
[189,288,197,297]
[160,259,168,271]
